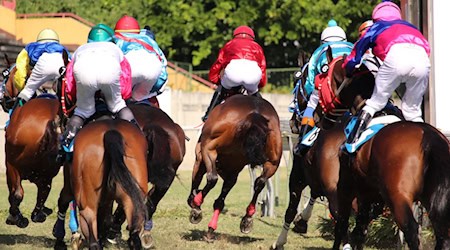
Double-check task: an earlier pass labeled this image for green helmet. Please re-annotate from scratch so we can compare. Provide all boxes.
[87,24,115,43]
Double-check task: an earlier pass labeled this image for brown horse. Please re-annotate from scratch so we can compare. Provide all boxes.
[105,102,186,247]
[1,54,63,228]
[323,48,450,250]
[187,94,282,241]
[272,51,359,250]
[54,119,149,249]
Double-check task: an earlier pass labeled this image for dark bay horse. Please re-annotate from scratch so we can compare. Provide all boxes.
[272,51,356,250]
[105,103,186,247]
[54,119,149,249]
[187,94,282,241]
[1,54,63,228]
[323,49,450,250]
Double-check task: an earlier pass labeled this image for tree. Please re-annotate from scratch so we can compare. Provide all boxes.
[16,0,389,69]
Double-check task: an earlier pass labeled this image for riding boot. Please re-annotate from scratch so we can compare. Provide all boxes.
[10,97,27,116]
[293,123,314,156]
[251,91,262,98]
[60,115,84,152]
[117,107,140,128]
[202,85,224,122]
[346,110,372,144]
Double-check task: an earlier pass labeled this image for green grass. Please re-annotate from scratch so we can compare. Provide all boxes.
[0,167,375,249]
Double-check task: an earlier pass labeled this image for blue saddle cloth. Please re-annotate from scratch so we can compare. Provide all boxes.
[344,115,402,153]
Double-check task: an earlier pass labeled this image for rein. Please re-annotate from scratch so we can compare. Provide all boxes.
[293,63,309,117]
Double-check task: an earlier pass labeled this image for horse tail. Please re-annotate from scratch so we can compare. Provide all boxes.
[422,124,450,224]
[236,113,270,165]
[143,124,175,189]
[39,120,58,156]
[103,130,146,225]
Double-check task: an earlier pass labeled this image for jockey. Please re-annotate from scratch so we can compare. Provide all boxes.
[202,25,266,122]
[59,24,137,153]
[11,28,70,114]
[293,20,353,156]
[343,0,430,145]
[114,15,168,102]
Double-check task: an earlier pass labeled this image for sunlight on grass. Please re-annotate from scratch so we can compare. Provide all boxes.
[0,167,379,249]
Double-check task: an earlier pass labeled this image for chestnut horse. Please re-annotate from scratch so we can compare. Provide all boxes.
[54,119,149,249]
[1,54,64,228]
[322,48,450,250]
[187,94,282,240]
[105,102,186,247]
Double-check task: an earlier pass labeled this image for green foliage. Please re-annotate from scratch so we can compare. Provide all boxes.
[16,0,383,69]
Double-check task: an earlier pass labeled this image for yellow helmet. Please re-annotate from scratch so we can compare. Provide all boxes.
[36,28,59,43]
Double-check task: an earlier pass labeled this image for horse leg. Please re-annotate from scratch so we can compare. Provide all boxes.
[293,197,316,234]
[204,174,238,242]
[31,179,53,223]
[241,162,277,234]
[120,195,144,250]
[389,194,419,250]
[106,204,125,244]
[271,157,308,249]
[5,164,29,228]
[350,198,372,250]
[332,191,353,250]
[79,208,100,250]
[53,164,76,248]
[187,142,206,208]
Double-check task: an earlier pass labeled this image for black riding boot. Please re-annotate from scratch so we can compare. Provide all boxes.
[251,91,262,98]
[202,85,224,122]
[293,123,314,156]
[10,97,27,116]
[61,115,84,151]
[346,110,372,144]
[117,107,140,128]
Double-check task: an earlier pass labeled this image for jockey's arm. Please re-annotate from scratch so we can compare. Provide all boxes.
[13,49,30,91]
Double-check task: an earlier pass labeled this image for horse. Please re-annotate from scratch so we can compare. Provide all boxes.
[105,102,186,247]
[322,47,450,250]
[272,50,358,250]
[54,119,149,249]
[0,53,68,228]
[187,94,282,241]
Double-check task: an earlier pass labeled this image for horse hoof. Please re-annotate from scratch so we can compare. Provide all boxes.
[54,239,67,250]
[106,229,121,245]
[141,230,153,249]
[43,206,53,216]
[31,210,47,223]
[70,232,82,250]
[189,208,202,224]
[240,216,253,234]
[292,219,308,234]
[6,214,29,228]
[203,232,215,243]
[270,243,284,250]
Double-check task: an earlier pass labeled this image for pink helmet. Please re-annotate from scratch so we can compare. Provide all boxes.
[372,1,402,21]
[233,26,255,39]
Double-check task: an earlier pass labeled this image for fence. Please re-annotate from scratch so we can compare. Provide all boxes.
[192,67,299,89]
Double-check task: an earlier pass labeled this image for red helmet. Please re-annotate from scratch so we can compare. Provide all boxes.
[115,15,140,34]
[233,25,255,39]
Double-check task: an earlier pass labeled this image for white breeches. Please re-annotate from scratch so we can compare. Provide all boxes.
[221,59,262,95]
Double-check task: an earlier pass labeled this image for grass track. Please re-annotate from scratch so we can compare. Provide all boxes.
[0,167,380,249]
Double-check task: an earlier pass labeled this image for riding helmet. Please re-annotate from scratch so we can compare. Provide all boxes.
[233,25,255,39]
[115,15,140,34]
[87,24,115,43]
[372,1,402,22]
[36,28,59,43]
[320,20,346,43]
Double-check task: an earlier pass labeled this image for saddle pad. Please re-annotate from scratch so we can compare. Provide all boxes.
[300,126,321,147]
[344,115,401,153]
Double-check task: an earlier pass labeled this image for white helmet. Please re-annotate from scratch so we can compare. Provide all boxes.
[320,19,347,43]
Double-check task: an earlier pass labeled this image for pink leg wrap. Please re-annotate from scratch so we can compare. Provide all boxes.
[246,203,256,217]
[208,209,221,230]
[193,192,204,207]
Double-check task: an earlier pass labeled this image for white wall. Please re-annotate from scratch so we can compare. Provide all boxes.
[0,91,294,172]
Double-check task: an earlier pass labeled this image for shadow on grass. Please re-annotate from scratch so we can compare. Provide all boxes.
[0,234,54,248]
[181,229,263,244]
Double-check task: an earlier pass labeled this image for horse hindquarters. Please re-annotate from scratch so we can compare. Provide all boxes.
[103,130,147,249]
